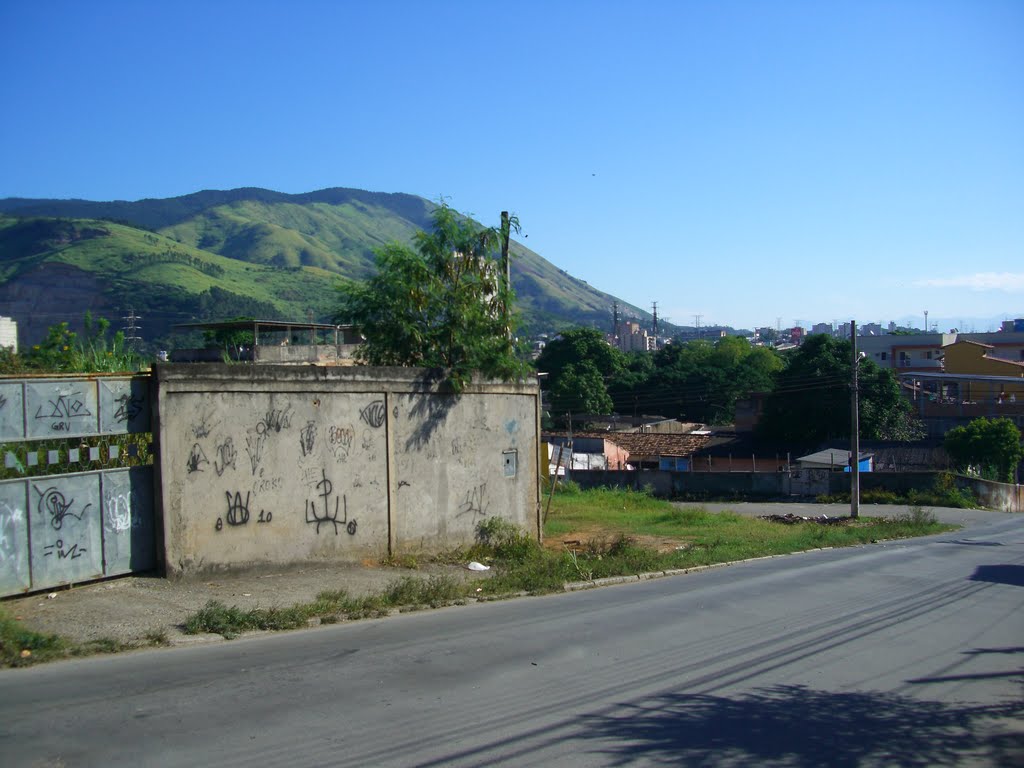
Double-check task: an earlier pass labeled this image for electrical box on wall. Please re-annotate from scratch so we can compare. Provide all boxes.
[503,449,518,477]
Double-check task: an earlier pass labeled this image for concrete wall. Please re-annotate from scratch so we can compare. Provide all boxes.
[154,364,540,576]
[570,470,791,498]
[568,468,970,502]
[954,475,1023,514]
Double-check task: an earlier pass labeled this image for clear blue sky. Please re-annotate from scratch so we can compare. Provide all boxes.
[1,0,1021,332]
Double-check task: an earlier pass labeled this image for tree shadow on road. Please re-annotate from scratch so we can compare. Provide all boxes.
[970,564,1024,587]
[581,684,1024,767]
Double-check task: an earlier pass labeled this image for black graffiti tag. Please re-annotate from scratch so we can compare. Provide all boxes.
[305,469,357,535]
[114,393,145,423]
[225,491,251,527]
[300,421,316,456]
[35,486,90,531]
[359,400,386,429]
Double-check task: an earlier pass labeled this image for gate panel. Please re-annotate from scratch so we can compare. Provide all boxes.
[28,475,104,587]
[101,467,156,575]
[0,374,156,596]
[0,482,30,594]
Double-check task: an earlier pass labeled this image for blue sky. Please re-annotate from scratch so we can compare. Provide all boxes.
[1,0,1021,332]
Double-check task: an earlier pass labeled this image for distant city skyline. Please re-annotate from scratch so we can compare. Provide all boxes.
[1,1,1020,331]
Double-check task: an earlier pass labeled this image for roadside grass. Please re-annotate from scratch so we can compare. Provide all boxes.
[182,574,467,639]
[0,608,143,668]
[4,490,959,660]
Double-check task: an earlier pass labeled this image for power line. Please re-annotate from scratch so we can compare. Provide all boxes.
[122,307,142,345]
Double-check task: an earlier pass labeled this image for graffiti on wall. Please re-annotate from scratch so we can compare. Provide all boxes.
[300,421,316,456]
[35,391,93,433]
[214,438,237,476]
[36,485,90,531]
[114,393,145,424]
[359,400,386,429]
[305,469,357,535]
[456,482,489,520]
[187,443,209,473]
[0,500,22,570]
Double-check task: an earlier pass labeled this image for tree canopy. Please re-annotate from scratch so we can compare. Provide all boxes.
[335,204,525,391]
[537,330,781,426]
[756,335,920,446]
[944,417,1023,483]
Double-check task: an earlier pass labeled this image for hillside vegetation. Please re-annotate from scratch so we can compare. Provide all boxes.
[0,186,654,347]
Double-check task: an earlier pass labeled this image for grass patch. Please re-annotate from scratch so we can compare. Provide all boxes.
[0,608,138,667]
[0,608,69,667]
[183,575,468,638]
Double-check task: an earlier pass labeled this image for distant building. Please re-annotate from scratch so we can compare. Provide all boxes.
[857,332,953,371]
[615,321,654,353]
[0,316,16,352]
[810,322,833,336]
[860,322,884,336]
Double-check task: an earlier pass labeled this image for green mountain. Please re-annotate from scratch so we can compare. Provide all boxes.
[0,187,658,348]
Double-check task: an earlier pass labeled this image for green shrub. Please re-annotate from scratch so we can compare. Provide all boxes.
[475,516,539,560]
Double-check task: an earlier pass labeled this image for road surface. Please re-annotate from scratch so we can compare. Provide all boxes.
[2,513,1022,767]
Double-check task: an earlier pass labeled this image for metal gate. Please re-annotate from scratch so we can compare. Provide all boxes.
[0,374,156,597]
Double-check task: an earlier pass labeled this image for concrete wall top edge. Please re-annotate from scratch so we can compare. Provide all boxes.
[153,363,539,395]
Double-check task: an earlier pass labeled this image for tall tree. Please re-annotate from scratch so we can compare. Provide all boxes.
[336,204,525,391]
[756,335,919,446]
[536,327,624,419]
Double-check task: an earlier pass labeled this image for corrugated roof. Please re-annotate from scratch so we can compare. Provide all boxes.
[545,431,711,458]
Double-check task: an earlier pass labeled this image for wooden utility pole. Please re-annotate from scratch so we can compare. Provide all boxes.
[500,211,511,341]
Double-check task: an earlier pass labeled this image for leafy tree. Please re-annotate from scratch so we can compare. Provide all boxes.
[549,361,615,417]
[944,417,1023,483]
[336,203,525,391]
[756,335,918,446]
[536,327,624,419]
[619,337,781,424]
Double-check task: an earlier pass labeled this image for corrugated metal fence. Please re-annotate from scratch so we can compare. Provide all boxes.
[0,375,156,596]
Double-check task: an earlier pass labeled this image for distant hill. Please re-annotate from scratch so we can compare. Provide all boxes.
[0,187,661,348]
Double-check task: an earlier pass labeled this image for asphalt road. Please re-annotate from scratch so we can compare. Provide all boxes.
[2,513,1022,767]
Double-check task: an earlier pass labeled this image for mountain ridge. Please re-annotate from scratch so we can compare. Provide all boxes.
[0,186,662,348]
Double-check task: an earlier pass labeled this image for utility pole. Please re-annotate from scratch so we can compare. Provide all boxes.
[500,211,511,341]
[850,320,860,519]
[923,310,928,334]
[612,301,620,342]
[651,302,658,338]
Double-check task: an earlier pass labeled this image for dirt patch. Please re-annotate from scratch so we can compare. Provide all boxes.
[546,527,688,554]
